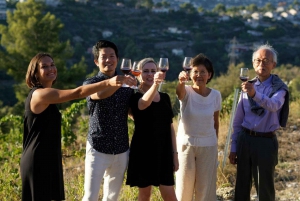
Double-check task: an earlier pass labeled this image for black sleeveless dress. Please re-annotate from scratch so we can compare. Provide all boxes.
[126,92,175,187]
[21,87,65,201]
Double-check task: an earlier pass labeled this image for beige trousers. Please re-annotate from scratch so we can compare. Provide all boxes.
[82,142,129,201]
[175,145,218,201]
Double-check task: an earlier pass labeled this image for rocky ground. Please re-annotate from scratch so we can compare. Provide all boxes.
[217,125,300,201]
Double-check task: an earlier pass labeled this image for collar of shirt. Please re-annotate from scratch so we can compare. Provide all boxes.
[254,74,273,87]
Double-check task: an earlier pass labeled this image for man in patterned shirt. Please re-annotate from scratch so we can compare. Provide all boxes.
[82,40,136,201]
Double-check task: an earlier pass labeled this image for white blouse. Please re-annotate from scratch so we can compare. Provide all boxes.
[177,86,222,147]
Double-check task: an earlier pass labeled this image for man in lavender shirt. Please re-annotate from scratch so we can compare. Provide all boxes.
[229,44,289,201]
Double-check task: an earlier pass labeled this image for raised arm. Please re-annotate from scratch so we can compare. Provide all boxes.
[138,72,164,110]
[252,90,286,112]
[242,81,286,112]
[90,75,136,100]
[31,78,121,114]
[176,71,188,100]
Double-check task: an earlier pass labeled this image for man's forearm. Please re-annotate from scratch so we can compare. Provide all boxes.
[90,85,120,100]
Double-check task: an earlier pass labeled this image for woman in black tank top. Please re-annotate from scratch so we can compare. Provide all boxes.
[21,52,132,201]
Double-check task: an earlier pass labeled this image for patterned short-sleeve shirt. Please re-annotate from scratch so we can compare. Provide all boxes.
[83,71,133,154]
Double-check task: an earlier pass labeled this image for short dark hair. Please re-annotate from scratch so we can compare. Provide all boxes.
[92,40,119,60]
[191,53,214,84]
[26,53,56,88]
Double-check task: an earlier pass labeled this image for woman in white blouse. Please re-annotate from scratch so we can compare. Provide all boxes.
[175,53,221,201]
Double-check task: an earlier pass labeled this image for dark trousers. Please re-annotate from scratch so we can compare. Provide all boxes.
[234,130,278,201]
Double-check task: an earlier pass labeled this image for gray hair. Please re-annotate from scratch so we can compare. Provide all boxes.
[252,44,278,63]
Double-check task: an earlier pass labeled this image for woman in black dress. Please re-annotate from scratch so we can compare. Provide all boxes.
[21,53,134,201]
[126,58,178,201]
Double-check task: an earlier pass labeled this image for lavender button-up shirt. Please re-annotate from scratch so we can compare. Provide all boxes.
[230,75,286,152]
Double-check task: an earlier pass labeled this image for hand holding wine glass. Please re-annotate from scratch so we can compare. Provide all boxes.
[153,71,165,85]
[120,58,132,87]
[240,68,249,95]
[182,57,192,83]
[158,58,169,84]
[240,68,249,82]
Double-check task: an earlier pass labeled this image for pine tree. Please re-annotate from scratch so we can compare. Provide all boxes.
[0,0,87,109]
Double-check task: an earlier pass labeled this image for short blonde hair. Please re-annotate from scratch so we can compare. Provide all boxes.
[137,58,157,71]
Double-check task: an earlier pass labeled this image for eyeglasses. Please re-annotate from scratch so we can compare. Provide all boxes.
[191,71,207,76]
[253,58,273,65]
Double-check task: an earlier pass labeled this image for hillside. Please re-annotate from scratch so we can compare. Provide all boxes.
[46,1,300,75]
[1,0,300,107]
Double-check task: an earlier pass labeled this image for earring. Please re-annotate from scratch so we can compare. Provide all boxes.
[35,75,41,86]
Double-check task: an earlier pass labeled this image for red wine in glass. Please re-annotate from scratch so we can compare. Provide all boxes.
[120,58,132,87]
[121,68,131,75]
[240,68,249,82]
[160,68,168,73]
[183,57,192,83]
[183,66,192,72]
[240,68,249,94]
[158,58,169,84]
[240,76,249,82]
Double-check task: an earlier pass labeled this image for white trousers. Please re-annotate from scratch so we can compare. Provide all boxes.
[175,145,218,201]
[82,142,129,201]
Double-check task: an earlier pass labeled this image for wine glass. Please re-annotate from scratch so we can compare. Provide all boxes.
[120,58,132,87]
[240,68,249,82]
[158,58,169,84]
[131,61,140,89]
[182,57,192,83]
[240,68,249,94]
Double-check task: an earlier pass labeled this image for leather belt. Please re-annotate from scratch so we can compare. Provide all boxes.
[242,127,275,138]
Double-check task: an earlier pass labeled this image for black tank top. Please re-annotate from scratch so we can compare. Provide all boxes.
[21,87,65,200]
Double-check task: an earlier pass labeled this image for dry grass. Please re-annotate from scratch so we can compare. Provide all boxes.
[61,100,300,200]
[62,113,234,200]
